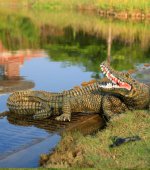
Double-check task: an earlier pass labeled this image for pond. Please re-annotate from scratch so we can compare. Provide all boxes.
[0,9,150,168]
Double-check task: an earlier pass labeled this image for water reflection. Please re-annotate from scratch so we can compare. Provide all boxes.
[5,111,103,136]
[0,10,149,74]
[45,25,150,74]
[0,80,34,95]
[0,41,45,79]
[0,41,48,94]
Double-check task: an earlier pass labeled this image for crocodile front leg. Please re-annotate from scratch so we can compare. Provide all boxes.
[102,95,128,120]
[55,98,71,121]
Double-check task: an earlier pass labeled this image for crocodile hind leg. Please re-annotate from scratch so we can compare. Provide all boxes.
[102,95,128,120]
[29,97,52,120]
[55,98,71,121]
[33,109,52,120]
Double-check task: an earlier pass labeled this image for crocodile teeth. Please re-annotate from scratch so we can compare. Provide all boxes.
[99,82,118,89]
[100,64,119,84]
[100,63,131,90]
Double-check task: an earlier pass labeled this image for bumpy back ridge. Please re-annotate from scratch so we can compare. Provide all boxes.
[73,79,96,90]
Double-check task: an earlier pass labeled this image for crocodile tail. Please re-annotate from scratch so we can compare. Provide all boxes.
[7,91,42,115]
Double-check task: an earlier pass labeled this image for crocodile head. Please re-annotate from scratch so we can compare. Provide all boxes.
[99,61,150,109]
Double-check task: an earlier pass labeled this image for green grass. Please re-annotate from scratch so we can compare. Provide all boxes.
[0,166,55,169]
[0,0,150,13]
[97,0,150,12]
[32,0,150,13]
[41,110,150,168]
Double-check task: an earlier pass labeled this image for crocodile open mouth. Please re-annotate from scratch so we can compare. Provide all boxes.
[100,63,131,91]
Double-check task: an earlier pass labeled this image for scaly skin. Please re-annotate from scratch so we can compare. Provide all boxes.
[7,61,150,121]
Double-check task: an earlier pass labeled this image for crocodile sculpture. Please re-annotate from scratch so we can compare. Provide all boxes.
[7,61,150,121]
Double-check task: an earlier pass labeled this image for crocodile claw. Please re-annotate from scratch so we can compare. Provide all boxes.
[55,114,71,122]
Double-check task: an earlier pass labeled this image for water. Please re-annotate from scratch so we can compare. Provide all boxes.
[0,8,150,168]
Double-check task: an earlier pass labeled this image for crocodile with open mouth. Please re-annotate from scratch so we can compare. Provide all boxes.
[7,61,150,121]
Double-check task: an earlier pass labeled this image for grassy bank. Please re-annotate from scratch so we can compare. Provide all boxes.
[41,110,150,169]
[34,0,150,12]
[0,0,150,19]
[32,0,150,19]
